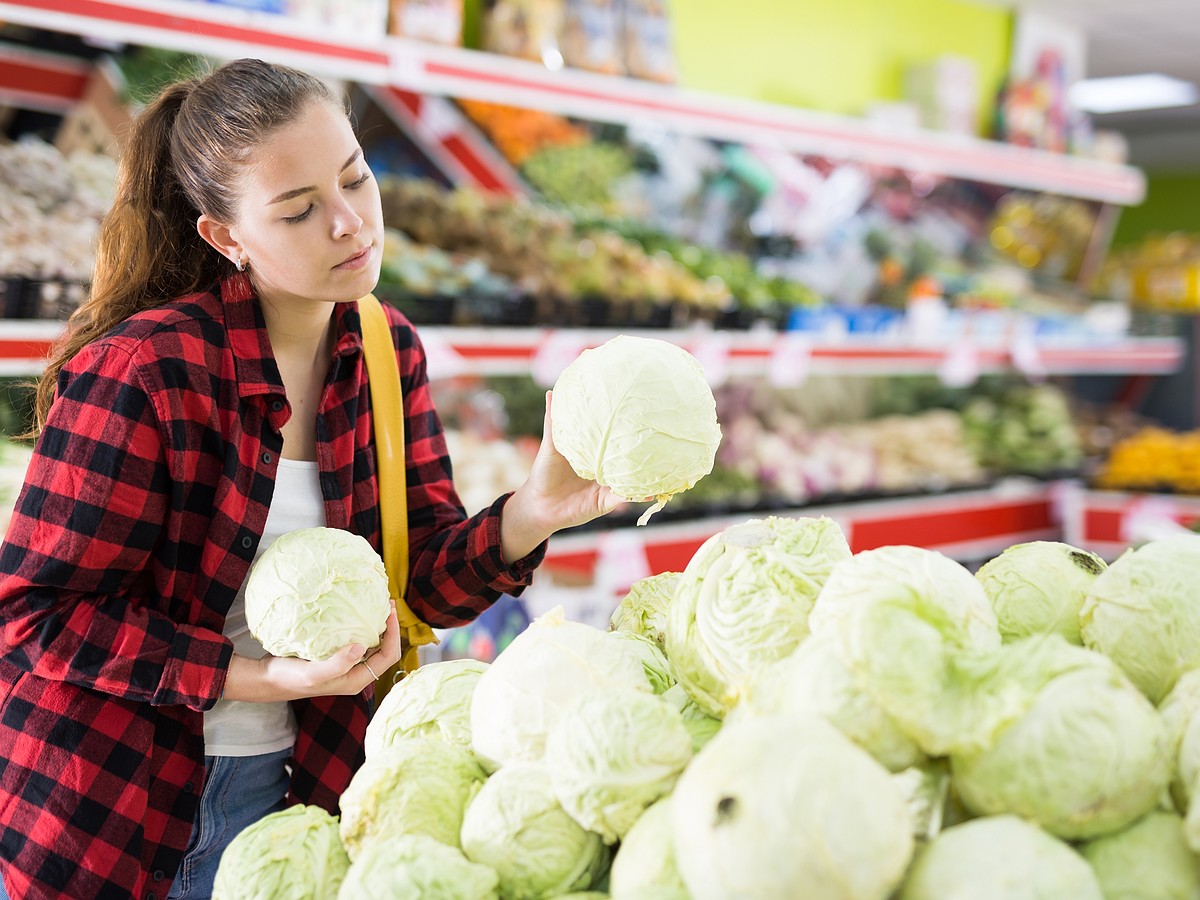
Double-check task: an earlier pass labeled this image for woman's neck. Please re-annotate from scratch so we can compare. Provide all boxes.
[256,290,337,371]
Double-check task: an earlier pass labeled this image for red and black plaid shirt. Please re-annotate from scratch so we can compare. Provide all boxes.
[0,273,543,899]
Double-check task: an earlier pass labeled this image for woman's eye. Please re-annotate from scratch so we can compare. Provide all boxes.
[284,205,313,224]
[346,172,371,190]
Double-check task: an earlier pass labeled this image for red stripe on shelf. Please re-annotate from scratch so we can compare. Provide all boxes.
[452,344,536,360]
[0,56,88,101]
[422,60,1139,197]
[1083,508,1125,545]
[0,339,52,360]
[386,87,422,117]
[23,0,387,66]
[440,133,518,196]
[850,498,1054,553]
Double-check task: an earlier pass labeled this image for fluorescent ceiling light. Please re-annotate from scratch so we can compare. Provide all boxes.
[1069,74,1198,114]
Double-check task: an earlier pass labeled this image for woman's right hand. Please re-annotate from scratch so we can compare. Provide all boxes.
[222,602,402,701]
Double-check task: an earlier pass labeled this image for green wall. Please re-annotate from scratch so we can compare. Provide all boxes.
[671,0,1012,134]
[1113,174,1200,245]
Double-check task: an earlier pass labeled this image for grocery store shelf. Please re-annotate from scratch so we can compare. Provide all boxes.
[0,41,89,113]
[0,0,1146,204]
[543,481,1061,577]
[0,321,1183,380]
[1058,483,1200,559]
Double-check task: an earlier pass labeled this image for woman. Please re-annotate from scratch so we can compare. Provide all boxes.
[0,58,621,899]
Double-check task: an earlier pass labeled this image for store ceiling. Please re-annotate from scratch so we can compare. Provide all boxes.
[982,0,1200,171]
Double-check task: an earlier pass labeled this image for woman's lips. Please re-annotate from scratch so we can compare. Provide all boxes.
[335,245,372,270]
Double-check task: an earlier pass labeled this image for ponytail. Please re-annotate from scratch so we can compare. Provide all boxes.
[29,58,338,435]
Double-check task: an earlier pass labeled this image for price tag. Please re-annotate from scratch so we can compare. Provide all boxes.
[595,529,652,596]
[768,332,812,388]
[419,331,468,381]
[937,340,980,387]
[689,332,731,387]
[532,332,589,387]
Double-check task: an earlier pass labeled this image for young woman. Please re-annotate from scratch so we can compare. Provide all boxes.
[0,58,621,899]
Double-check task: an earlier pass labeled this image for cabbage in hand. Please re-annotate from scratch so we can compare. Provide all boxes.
[551,335,721,525]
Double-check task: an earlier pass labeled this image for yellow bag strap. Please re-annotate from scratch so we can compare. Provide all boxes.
[357,293,437,700]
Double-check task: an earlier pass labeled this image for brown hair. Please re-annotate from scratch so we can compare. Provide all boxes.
[30,58,341,434]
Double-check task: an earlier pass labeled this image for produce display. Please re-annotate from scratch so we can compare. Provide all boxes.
[212,518,1200,897]
[1094,427,1200,494]
[1097,232,1200,311]
[456,99,591,167]
[550,335,722,524]
[959,382,1083,476]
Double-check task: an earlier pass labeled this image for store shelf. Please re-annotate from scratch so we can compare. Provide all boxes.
[543,480,1061,577]
[0,0,1145,204]
[1058,483,1200,559]
[0,42,89,113]
[0,321,1183,380]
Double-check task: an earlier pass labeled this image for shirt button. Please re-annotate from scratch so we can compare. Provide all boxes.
[241,536,253,550]
[270,400,284,412]
[152,870,165,881]
[183,781,194,793]
[147,893,157,900]
[261,451,273,464]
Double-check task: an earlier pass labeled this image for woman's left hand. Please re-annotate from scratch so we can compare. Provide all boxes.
[499,391,626,564]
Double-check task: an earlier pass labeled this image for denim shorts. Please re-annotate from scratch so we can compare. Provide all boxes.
[167,747,293,899]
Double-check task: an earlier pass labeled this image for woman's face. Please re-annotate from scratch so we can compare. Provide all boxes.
[224,99,384,307]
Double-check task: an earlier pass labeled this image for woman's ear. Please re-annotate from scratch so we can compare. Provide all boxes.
[196,214,242,266]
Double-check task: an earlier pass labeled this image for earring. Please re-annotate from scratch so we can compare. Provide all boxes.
[235,256,246,272]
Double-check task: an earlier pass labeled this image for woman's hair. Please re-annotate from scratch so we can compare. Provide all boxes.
[30,58,342,434]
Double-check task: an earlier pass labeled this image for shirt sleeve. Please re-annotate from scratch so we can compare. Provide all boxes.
[0,340,231,710]
[393,316,547,628]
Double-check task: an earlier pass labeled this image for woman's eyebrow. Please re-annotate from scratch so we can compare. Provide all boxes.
[266,149,363,205]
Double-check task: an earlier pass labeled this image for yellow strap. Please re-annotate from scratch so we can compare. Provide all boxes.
[357,293,437,700]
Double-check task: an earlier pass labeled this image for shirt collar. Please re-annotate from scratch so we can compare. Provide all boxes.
[219,273,365,399]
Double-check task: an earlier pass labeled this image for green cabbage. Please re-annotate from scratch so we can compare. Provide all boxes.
[899,815,1103,900]
[1080,534,1200,703]
[243,526,391,661]
[336,834,499,900]
[609,572,680,650]
[671,713,913,900]
[212,805,350,900]
[738,634,924,772]
[551,335,721,524]
[459,763,609,900]
[364,658,487,758]
[950,637,1170,840]
[666,516,851,717]
[807,545,1001,756]
[1158,669,1200,815]
[1080,811,1200,900]
[660,684,722,753]
[607,630,675,694]
[609,797,688,899]
[546,688,692,843]
[976,540,1105,643]
[470,607,665,770]
[338,737,486,859]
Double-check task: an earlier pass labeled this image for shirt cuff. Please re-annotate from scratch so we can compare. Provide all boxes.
[470,492,548,592]
[155,625,234,711]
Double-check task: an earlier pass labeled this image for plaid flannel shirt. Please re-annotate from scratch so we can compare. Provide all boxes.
[0,274,543,899]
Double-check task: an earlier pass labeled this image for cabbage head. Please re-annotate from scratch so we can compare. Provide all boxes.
[470,607,665,770]
[338,737,486,859]
[212,805,349,900]
[337,834,499,900]
[666,516,851,717]
[244,526,391,661]
[1080,811,1200,900]
[1159,669,1200,814]
[950,637,1170,840]
[547,688,692,843]
[660,684,722,753]
[609,572,680,650]
[460,763,609,900]
[609,798,688,899]
[807,545,1001,756]
[365,658,487,758]
[671,713,913,900]
[607,630,674,694]
[976,540,1105,643]
[899,815,1102,900]
[551,335,721,524]
[1080,534,1200,703]
[737,634,924,772]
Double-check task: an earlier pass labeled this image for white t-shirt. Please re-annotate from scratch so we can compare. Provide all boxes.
[203,457,325,757]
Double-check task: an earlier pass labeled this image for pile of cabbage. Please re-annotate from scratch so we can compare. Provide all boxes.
[214,520,1200,899]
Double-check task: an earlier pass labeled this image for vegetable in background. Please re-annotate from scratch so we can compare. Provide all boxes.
[608,572,681,650]
[459,763,610,900]
[337,834,499,900]
[338,738,486,859]
[671,713,913,900]
[546,688,693,843]
[898,815,1102,900]
[975,540,1106,644]
[364,658,488,758]
[552,335,721,524]
[1080,534,1200,703]
[666,516,851,717]
[1079,812,1200,900]
[243,526,391,662]
[212,805,350,900]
